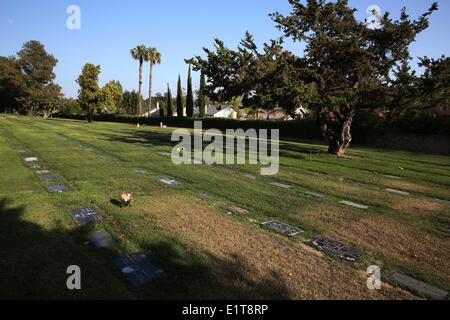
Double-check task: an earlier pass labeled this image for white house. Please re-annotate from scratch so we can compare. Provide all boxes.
[194,105,238,119]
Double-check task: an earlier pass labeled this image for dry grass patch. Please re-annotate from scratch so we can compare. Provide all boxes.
[295,203,364,232]
[327,215,450,286]
[134,192,413,299]
[392,198,447,216]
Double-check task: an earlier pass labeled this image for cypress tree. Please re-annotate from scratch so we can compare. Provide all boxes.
[186,65,194,117]
[176,74,184,117]
[159,100,164,117]
[166,84,173,116]
[198,71,206,118]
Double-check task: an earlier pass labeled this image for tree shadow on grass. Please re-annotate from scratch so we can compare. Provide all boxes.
[0,197,292,299]
[100,128,324,164]
[135,237,292,300]
[100,130,175,149]
[0,197,132,299]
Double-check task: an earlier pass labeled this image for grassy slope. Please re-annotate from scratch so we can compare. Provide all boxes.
[0,115,448,299]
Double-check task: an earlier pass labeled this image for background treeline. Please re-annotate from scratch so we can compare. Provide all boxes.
[55,111,450,137]
[1,1,449,155]
[187,1,449,155]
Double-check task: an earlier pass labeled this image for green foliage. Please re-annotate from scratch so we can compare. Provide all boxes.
[60,98,82,114]
[176,74,184,117]
[186,65,194,117]
[167,84,173,116]
[416,56,450,111]
[100,80,123,112]
[76,63,102,122]
[189,0,439,155]
[198,71,206,118]
[119,90,139,115]
[17,40,58,85]
[0,41,62,116]
[0,57,25,112]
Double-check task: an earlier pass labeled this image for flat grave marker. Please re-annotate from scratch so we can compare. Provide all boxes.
[87,230,116,248]
[431,198,450,205]
[39,175,58,182]
[307,170,326,176]
[28,162,41,169]
[197,192,215,201]
[383,174,403,179]
[23,157,38,162]
[159,152,171,156]
[385,188,410,196]
[36,170,50,174]
[389,272,448,300]
[261,220,304,237]
[135,169,147,174]
[48,184,67,193]
[310,237,363,262]
[270,182,292,189]
[222,168,235,174]
[160,177,180,186]
[70,207,102,225]
[339,200,369,210]
[225,205,248,215]
[304,191,326,198]
[114,252,163,287]
[243,173,257,180]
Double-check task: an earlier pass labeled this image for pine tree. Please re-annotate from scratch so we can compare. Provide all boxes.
[166,84,173,116]
[186,65,194,117]
[198,71,206,118]
[176,74,184,117]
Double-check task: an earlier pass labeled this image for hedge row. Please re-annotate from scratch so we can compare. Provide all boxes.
[55,112,450,144]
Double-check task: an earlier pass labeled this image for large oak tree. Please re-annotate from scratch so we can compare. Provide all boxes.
[189,0,438,156]
[271,0,438,155]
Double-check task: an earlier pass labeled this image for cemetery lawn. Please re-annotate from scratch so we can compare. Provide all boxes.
[0,114,449,299]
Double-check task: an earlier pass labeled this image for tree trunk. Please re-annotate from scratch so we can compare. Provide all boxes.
[138,59,143,116]
[318,109,354,156]
[148,62,153,118]
[87,110,93,123]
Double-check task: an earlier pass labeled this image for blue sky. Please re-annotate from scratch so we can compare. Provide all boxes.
[1,0,449,98]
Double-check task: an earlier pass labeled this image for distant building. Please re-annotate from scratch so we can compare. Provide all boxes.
[142,101,161,117]
[251,106,309,121]
[194,104,238,119]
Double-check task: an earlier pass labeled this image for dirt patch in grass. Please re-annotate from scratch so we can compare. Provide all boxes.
[136,192,413,299]
[327,215,450,286]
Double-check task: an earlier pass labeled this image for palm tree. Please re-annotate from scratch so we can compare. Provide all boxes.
[144,47,161,117]
[130,45,147,116]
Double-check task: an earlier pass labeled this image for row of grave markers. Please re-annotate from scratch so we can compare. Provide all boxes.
[157,150,424,208]
[8,138,449,296]
[64,146,450,295]
[154,155,448,299]
[9,138,164,287]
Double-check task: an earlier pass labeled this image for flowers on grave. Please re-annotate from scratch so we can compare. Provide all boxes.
[119,192,132,207]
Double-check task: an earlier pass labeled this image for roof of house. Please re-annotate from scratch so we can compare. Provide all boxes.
[194,105,233,116]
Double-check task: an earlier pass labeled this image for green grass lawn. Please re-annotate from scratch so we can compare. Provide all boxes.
[0,115,449,299]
